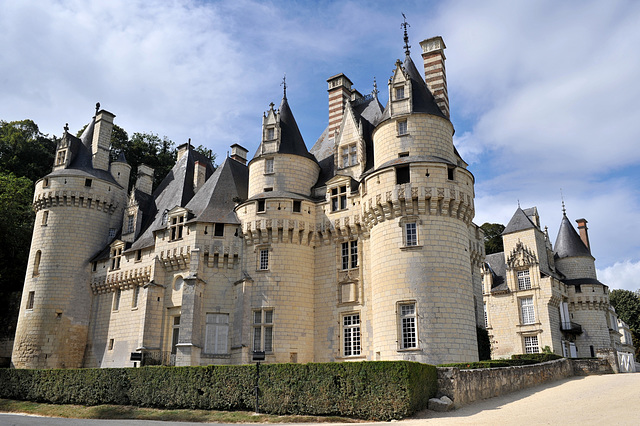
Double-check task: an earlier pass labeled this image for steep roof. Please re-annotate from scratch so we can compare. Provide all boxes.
[503,207,537,235]
[554,213,592,259]
[485,252,508,292]
[185,157,248,224]
[253,96,316,162]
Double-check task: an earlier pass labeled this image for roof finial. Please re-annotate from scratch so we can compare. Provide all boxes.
[372,77,379,98]
[560,188,566,215]
[281,73,287,100]
[64,123,69,133]
[401,13,411,56]
[517,199,520,208]
[95,102,100,116]
[188,137,191,151]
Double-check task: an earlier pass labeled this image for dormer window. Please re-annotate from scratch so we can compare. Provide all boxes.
[395,86,405,100]
[126,215,135,234]
[170,215,185,240]
[341,144,358,168]
[331,186,348,211]
[56,150,66,166]
[111,247,122,270]
[266,127,275,140]
[517,270,531,290]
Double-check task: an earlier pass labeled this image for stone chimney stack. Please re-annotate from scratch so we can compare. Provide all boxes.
[419,36,449,119]
[327,73,353,140]
[230,144,248,165]
[193,161,206,193]
[576,218,591,252]
[92,109,115,171]
[176,142,190,162]
[135,164,154,195]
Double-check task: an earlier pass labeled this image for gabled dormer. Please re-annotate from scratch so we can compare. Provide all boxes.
[260,102,281,155]
[122,190,141,243]
[109,240,126,271]
[53,131,71,171]
[165,206,192,242]
[505,240,540,292]
[388,60,413,118]
[334,102,366,178]
[325,174,354,213]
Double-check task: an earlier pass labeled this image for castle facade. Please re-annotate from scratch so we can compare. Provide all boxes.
[12,35,486,369]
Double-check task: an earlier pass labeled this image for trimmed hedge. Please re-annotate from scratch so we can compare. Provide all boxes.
[511,353,563,362]
[439,358,540,369]
[0,361,436,420]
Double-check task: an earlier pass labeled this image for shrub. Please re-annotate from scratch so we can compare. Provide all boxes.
[512,353,562,362]
[0,361,436,420]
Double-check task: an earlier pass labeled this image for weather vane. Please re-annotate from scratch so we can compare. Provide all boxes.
[401,13,411,55]
[281,73,287,99]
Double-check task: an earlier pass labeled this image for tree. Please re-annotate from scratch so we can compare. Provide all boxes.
[610,289,640,358]
[124,132,178,191]
[480,222,505,255]
[0,120,57,182]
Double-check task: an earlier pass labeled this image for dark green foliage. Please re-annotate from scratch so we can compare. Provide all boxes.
[477,326,491,360]
[439,358,543,369]
[609,289,640,359]
[0,361,436,420]
[511,353,562,362]
[480,222,505,255]
[0,120,57,183]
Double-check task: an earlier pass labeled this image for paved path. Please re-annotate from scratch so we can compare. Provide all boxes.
[1,374,638,425]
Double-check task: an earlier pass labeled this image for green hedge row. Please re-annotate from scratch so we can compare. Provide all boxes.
[0,361,436,420]
[511,353,563,362]
[438,358,541,369]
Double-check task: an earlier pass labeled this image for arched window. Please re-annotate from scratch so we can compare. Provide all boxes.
[33,250,42,276]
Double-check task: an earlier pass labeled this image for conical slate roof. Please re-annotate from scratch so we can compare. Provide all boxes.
[503,207,537,235]
[80,116,96,149]
[554,213,592,259]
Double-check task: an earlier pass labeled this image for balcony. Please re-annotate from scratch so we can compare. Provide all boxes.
[560,321,583,335]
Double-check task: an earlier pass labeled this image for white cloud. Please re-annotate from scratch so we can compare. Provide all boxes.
[598,260,640,292]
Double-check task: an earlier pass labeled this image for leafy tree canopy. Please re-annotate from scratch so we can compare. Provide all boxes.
[610,289,640,331]
[480,222,505,255]
[0,120,57,183]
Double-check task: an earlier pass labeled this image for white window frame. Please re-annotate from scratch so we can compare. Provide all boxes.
[405,222,417,247]
[395,86,405,100]
[330,185,348,211]
[524,335,539,354]
[253,309,274,352]
[397,120,408,136]
[111,247,122,270]
[126,214,135,234]
[343,313,361,356]
[341,240,358,270]
[170,214,185,241]
[265,158,274,174]
[399,302,418,349]
[520,297,535,324]
[517,270,531,290]
[484,302,488,328]
[204,313,229,354]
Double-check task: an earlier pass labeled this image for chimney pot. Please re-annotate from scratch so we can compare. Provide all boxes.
[230,144,248,165]
[419,36,449,119]
[576,218,591,252]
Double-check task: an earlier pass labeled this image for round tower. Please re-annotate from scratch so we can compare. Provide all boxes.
[12,109,127,368]
[361,47,478,364]
[237,94,320,364]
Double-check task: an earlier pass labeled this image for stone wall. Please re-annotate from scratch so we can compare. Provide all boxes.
[571,358,614,375]
[437,359,573,408]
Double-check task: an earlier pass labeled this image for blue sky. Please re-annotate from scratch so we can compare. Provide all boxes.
[2,0,640,290]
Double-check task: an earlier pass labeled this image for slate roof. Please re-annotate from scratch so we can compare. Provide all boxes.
[185,156,248,224]
[554,213,593,259]
[380,54,447,122]
[485,252,508,292]
[253,96,316,162]
[130,148,215,250]
[503,207,537,235]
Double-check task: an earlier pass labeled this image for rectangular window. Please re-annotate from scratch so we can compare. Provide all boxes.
[258,249,269,270]
[343,314,361,356]
[484,302,488,328]
[127,215,135,234]
[214,223,224,237]
[253,309,273,352]
[395,86,405,100]
[396,165,410,184]
[397,120,408,136]
[132,286,140,308]
[135,250,142,262]
[171,316,180,354]
[108,228,116,238]
[342,146,349,168]
[524,335,539,354]
[42,210,49,226]
[266,128,275,140]
[350,145,357,166]
[293,200,301,213]
[111,248,122,270]
[113,288,121,311]
[85,178,92,187]
[447,166,455,181]
[341,240,358,270]
[518,270,531,290]
[204,313,229,354]
[43,178,50,187]
[521,297,535,324]
[26,291,35,310]
[170,215,184,240]
[399,303,417,349]
[257,199,266,212]
[405,222,417,247]
[56,150,66,165]
[330,186,348,211]
[265,158,274,174]
[108,339,114,350]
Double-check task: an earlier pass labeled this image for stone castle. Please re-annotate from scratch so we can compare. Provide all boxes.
[12,34,486,368]
[12,30,633,371]
[482,206,636,371]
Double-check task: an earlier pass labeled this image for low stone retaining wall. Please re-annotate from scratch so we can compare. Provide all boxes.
[572,358,614,375]
[437,359,574,408]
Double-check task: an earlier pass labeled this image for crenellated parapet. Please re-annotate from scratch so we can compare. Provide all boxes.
[569,295,610,312]
[361,182,474,229]
[33,189,120,214]
[314,214,368,246]
[244,218,316,246]
[158,245,192,271]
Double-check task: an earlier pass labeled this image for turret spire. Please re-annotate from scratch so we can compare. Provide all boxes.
[281,73,287,100]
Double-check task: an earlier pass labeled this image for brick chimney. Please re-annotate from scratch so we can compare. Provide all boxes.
[327,73,353,140]
[576,218,591,252]
[92,109,115,171]
[193,161,206,193]
[419,36,449,119]
[230,144,248,165]
[135,164,154,195]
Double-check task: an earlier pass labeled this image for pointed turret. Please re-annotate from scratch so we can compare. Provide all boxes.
[553,207,598,281]
[554,213,592,259]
